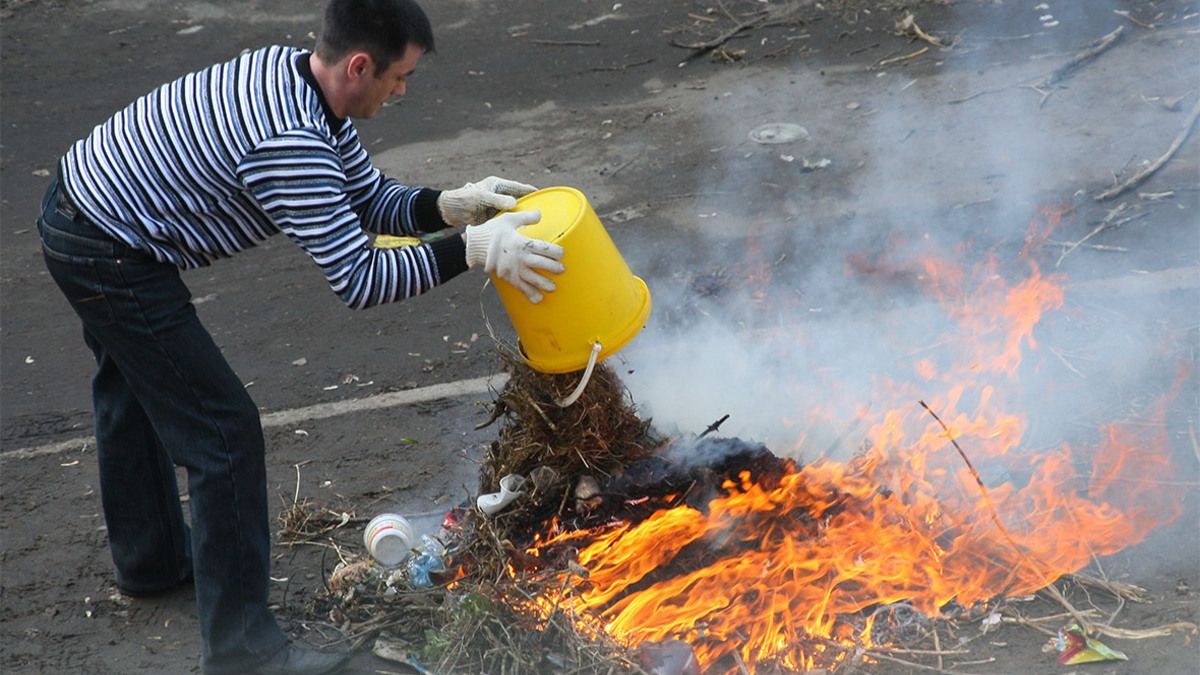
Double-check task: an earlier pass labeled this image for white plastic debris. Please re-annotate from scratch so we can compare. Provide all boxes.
[748,122,809,144]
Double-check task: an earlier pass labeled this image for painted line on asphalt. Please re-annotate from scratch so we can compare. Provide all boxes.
[0,373,508,462]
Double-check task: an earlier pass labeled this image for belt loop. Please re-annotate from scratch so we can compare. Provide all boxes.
[53,171,83,223]
[55,189,80,222]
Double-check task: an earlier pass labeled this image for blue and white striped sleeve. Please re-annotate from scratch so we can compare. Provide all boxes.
[238,130,465,309]
[336,125,449,236]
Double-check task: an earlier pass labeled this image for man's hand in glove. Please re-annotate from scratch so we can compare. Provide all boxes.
[464,210,565,304]
[437,176,538,226]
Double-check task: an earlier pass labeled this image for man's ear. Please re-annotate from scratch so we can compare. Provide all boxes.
[346,52,373,81]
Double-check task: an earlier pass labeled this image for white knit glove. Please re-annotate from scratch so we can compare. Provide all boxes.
[437,176,538,226]
[464,210,565,304]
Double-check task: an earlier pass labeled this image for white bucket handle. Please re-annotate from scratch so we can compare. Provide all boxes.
[555,342,602,407]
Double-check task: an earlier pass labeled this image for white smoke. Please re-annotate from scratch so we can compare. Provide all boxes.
[615,12,1195,467]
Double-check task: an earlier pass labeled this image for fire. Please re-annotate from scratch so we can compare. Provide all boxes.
[525,207,1188,673]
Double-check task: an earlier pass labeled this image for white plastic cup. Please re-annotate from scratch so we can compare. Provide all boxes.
[363,513,414,567]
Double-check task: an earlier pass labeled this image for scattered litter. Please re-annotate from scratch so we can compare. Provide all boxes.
[363,514,414,567]
[294,429,308,436]
[477,473,526,516]
[292,357,307,366]
[569,13,620,30]
[373,632,433,673]
[748,122,809,144]
[32,169,50,177]
[24,356,34,364]
[637,639,701,675]
[177,25,204,35]
[801,157,832,172]
[1052,624,1129,665]
[329,560,377,594]
[407,535,447,588]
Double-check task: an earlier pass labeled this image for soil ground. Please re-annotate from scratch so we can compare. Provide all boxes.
[2,0,1198,673]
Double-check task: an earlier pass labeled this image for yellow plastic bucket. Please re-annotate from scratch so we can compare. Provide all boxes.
[492,187,651,374]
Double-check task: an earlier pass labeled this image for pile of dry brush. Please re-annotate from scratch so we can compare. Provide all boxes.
[297,348,665,674]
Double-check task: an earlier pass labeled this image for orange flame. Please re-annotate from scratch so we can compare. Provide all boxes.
[527,208,1188,673]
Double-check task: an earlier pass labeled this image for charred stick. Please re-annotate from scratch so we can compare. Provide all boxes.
[699,414,731,438]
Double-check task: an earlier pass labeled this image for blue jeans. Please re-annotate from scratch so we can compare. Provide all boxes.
[38,179,287,673]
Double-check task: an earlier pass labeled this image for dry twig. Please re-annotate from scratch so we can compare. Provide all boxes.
[1034,25,1124,89]
[895,13,952,48]
[1095,96,1200,201]
[919,401,1094,632]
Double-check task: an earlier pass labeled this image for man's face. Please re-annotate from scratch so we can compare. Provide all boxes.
[346,42,422,119]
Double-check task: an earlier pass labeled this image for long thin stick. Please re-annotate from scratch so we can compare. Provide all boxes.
[1096,96,1200,201]
[950,26,1123,106]
[1035,25,1124,88]
[918,401,1094,631]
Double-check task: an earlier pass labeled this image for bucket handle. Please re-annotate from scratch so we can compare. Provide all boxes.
[556,342,602,408]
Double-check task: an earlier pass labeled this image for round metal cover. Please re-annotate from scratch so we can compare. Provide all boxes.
[748,122,809,144]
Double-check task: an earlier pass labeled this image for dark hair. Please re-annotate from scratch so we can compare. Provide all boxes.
[316,0,435,76]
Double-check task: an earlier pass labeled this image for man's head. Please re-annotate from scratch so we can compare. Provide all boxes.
[312,0,434,119]
[316,0,435,77]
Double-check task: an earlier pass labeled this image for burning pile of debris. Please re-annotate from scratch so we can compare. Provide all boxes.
[296,352,1191,674]
[297,208,1195,673]
[302,348,825,674]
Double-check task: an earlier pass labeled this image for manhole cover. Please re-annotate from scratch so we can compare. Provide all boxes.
[748,122,809,144]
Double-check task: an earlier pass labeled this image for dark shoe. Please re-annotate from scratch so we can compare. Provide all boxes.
[117,572,194,598]
[247,644,351,675]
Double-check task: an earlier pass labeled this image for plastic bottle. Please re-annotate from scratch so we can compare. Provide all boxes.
[406,535,446,588]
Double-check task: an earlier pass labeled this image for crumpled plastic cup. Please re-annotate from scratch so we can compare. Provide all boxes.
[363,513,414,567]
[476,474,527,516]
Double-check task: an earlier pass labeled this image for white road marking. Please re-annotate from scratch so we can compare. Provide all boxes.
[0,374,508,462]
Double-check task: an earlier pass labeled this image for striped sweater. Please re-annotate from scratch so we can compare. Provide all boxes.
[58,45,467,309]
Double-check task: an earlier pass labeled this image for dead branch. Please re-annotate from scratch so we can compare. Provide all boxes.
[1035,25,1124,89]
[1055,203,1149,267]
[895,13,952,48]
[816,636,981,675]
[1068,572,1148,602]
[919,401,1095,632]
[1095,96,1200,201]
[670,1,800,63]
[876,46,929,68]
[951,26,1124,105]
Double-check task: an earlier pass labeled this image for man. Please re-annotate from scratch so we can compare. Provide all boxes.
[36,1,563,673]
